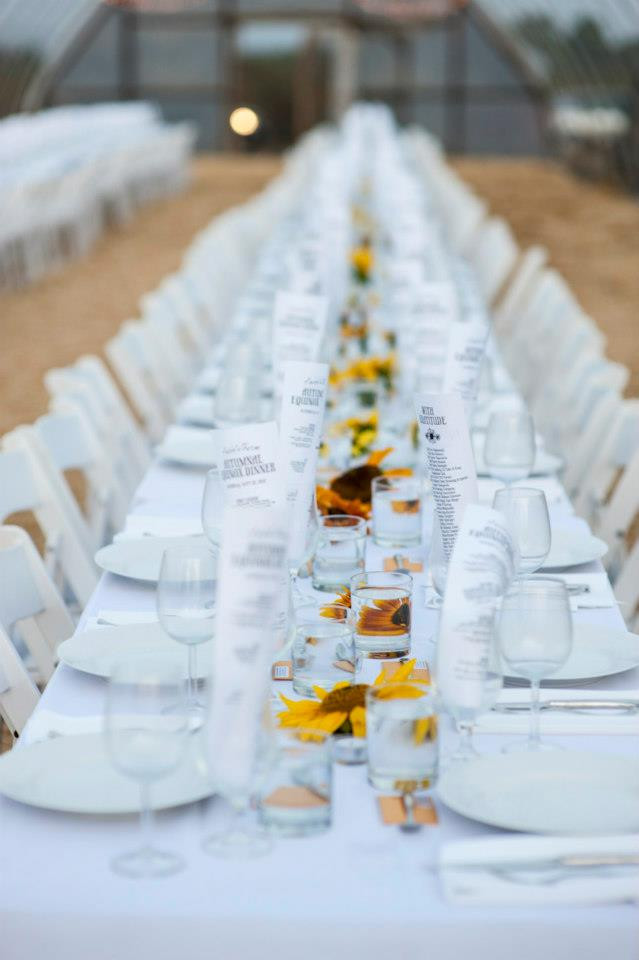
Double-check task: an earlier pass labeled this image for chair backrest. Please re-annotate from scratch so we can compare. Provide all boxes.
[493,245,547,333]
[0,443,98,607]
[105,328,168,442]
[595,444,639,546]
[613,537,639,627]
[0,623,39,738]
[469,217,519,304]
[0,525,74,681]
[562,387,622,496]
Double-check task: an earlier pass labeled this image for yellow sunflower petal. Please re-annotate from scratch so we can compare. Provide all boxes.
[312,685,329,701]
[392,659,416,683]
[350,705,366,738]
[316,711,348,734]
[413,717,432,745]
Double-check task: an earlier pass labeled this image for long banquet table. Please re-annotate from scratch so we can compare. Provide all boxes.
[2,435,638,960]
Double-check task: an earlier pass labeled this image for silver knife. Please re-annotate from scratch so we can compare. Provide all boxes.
[494,699,639,714]
[446,853,639,873]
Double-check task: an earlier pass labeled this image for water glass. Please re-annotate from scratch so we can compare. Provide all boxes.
[366,682,438,797]
[258,729,332,837]
[350,571,412,658]
[484,409,536,484]
[105,661,188,878]
[493,487,551,576]
[157,543,217,715]
[292,606,360,696]
[312,514,366,591]
[497,578,573,751]
[371,475,422,547]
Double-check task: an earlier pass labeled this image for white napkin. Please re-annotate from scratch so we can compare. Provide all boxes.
[23,709,105,744]
[556,571,616,610]
[474,687,639,736]
[440,833,639,905]
[177,394,216,427]
[114,515,203,541]
[477,475,568,510]
[88,609,159,627]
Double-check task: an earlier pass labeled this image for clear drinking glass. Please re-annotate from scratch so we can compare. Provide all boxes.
[497,578,573,751]
[437,618,503,762]
[213,343,262,425]
[483,410,536,484]
[311,514,366,592]
[371,475,422,547]
[350,570,412,658]
[201,469,224,547]
[493,487,551,577]
[258,729,332,837]
[292,606,360,696]
[105,660,188,878]
[157,543,217,716]
[366,682,438,818]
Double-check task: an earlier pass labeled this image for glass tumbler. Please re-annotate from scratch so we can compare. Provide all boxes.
[371,475,422,548]
[292,607,361,696]
[366,682,438,793]
[312,514,366,592]
[350,571,412,658]
[258,729,332,837]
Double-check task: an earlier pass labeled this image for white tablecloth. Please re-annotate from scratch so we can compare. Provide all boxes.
[1,458,638,960]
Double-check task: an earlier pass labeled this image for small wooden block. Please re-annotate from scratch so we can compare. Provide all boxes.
[383,556,424,573]
[383,661,430,683]
[272,661,292,681]
[263,786,328,809]
[378,795,438,825]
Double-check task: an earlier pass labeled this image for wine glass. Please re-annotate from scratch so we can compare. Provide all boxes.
[497,578,572,751]
[493,487,550,577]
[484,410,536,485]
[157,543,217,716]
[201,469,224,548]
[288,495,319,605]
[437,613,503,762]
[105,660,188,878]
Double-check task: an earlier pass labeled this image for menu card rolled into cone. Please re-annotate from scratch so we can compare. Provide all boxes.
[436,504,516,716]
[414,392,479,562]
[211,421,280,509]
[273,291,329,393]
[207,504,287,799]
[277,360,329,565]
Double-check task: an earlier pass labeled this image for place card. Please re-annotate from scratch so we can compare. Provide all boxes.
[212,421,280,509]
[414,392,479,561]
[208,505,288,796]
[437,504,516,715]
[378,795,438,826]
[263,786,329,810]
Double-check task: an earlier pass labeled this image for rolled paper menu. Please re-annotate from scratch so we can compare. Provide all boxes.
[211,421,280,509]
[437,504,516,715]
[411,282,459,395]
[272,290,329,392]
[414,392,479,561]
[441,314,490,419]
[277,360,329,564]
[207,505,287,798]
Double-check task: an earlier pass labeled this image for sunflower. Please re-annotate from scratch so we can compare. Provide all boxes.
[351,245,374,284]
[321,584,410,638]
[277,659,430,740]
[316,448,413,519]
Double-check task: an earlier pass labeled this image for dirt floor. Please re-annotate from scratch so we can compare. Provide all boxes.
[0,154,282,436]
[452,157,639,397]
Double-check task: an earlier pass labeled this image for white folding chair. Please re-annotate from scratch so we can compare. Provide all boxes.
[0,446,98,607]
[0,525,74,683]
[0,624,39,739]
[493,245,547,334]
[613,537,639,627]
[467,216,519,305]
[574,401,639,524]
[105,326,170,442]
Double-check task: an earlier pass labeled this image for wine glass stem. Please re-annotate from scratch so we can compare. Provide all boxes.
[529,679,541,749]
[187,645,197,704]
[139,781,154,855]
[457,722,475,757]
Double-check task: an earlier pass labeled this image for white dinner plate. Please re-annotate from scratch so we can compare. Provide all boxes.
[177,394,216,428]
[58,623,214,680]
[156,426,215,468]
[95,535,209,582]
[0,734,212,814]
[438,751,639,834]
[504,623,639,685]
[542,527,608,569]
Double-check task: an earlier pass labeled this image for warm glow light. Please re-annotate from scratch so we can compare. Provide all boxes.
[229,107,260,137]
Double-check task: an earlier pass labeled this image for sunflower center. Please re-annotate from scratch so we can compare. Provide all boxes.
[320,684,368,713]
[391,602,410,627]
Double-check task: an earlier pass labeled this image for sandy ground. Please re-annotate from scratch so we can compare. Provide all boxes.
[0,154,282,436]
[452,157,639,397]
